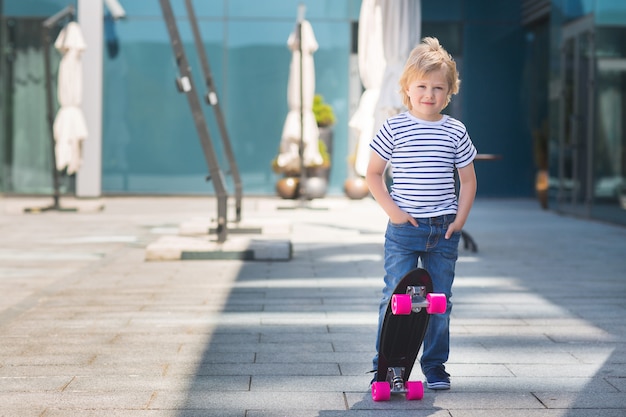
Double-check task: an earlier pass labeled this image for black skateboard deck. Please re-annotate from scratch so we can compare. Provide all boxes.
[372,267,444,401]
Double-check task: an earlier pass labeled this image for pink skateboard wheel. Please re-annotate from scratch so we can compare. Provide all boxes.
[406,380,424,400]
[426,293,447,314]
[371,381,391,401]
[391,294,412,315]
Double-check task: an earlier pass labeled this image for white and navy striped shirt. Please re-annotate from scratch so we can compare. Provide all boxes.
[370,112,477,218]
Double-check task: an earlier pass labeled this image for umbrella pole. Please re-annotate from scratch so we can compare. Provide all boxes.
[25,5,76,213]
[297,5,307,203]
[43,21,61,210]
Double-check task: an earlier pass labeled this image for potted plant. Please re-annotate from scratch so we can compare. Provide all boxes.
[309,94,335,180]
[272,94,335,199]
[313,94,336,127]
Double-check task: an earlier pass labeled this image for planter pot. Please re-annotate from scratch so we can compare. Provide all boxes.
[305,166,329,179]
[319,126,334,155]
[318,127,333,180]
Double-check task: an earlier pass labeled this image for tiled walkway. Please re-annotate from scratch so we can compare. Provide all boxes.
[0,196,624,416]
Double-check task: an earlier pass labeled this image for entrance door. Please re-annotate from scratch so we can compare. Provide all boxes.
[558,15,595,216]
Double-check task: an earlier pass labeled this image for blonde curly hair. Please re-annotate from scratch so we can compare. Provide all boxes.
[399,37,460,110]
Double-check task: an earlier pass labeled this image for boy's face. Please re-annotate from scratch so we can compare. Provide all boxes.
[405,68,450,121]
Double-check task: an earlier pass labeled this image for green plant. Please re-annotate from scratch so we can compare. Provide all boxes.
[316,138,331,168]
[313,94,336,127]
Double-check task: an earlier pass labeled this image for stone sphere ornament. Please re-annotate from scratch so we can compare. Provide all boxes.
[344,177,370,200]
[276,177,299,199]
[302,177,327,200]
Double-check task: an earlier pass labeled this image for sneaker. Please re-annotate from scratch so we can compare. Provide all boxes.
[368,370,378,386]
[425,367,450,390]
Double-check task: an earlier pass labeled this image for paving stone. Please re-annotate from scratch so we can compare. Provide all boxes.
[445,376,617,393]
[183,362,341,377]
[255,351,372,364]
[535,391,626,409]
[149,391,347,412]
[66,375,251,392]
[450,411,626,417]
[0,408,46,417]
[0,375,73,391]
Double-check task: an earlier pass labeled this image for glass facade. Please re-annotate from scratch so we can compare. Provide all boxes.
[548,0,626,225]
[1,0,531,200]
[100,0,358,195]
[2,0,624,226]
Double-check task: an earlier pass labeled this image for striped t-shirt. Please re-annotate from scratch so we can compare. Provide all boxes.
[370,112,477,218]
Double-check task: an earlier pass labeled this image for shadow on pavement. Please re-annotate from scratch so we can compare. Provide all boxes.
[174,199,626,416]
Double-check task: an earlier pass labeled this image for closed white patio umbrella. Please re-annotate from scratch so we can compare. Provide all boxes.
[377,0,420,117]
[53,21,88,175]
[349,0,385,177]
[276,18,322,173]
[352,0,421,177]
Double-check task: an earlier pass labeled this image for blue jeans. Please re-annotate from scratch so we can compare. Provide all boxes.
[373,214,461,375]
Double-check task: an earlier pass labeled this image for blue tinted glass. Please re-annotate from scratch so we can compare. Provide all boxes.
[596,0,626,25]
[558,0,594,20]
[120,0,224,18]
[464,0,520,21]
[3,0,77,16]
[102,17,226,194]
[103,1,353,195]
[228,0,359,20]
[422,0,462,21]
[463,23,530,196]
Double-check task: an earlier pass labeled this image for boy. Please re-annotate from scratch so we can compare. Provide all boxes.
[366,37,477,390]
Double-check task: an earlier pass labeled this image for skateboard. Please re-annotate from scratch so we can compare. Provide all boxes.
[371,268,447,401]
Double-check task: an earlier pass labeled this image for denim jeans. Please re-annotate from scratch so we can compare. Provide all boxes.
[373,214,461,375]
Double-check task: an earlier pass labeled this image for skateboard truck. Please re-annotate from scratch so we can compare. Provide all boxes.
[372,367,424,401]
[391,286,447,315]
[390,367,405,391]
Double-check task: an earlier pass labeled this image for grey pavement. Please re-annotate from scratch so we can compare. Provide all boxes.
[0,195,625,417]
